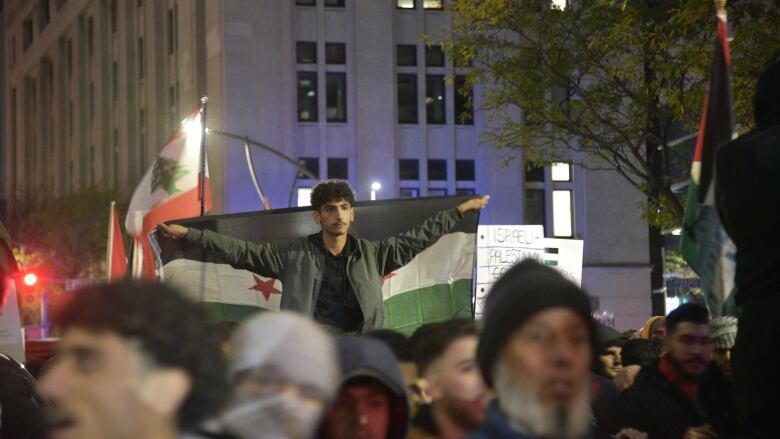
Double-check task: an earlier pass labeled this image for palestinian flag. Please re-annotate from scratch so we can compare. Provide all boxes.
[159,196,478,333]
[680,7,736,316]
[125,106,211,279]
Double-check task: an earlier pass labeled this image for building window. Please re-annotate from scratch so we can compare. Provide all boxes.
[112,62,118,101]
[39,0,51,31]
[296,0,315,5]
[297,72,318,122]
[398,74,418,124]
[326,43,346,64]
[397,0,415,9]
[400,187,420,198]
[425,45,445,67]
[324,0,345,6]
[525,189,546,226]
[23,19,34,50]
[426,75,446,124]
[399,159,419,180]
[296,42,317,64]
[552,190,573,237]
[525,165,545,182]
[328,158,348,179]
[397,45,416,66]
[86,17,94,58]
[455,75,473,125]
[456,159,475,181]
[326,73,347,122]
[298,157,319,179]
[551,162,571,181]
[423,0,444,9]
[428,159,447,180]
[429,188,448,196]
[110,0,118,34]
[138,37,145,79]
[456,188,476,195]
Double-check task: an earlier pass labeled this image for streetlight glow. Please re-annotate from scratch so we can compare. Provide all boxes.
[370,182,382,200]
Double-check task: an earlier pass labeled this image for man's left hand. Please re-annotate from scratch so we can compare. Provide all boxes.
[458,195,490,215]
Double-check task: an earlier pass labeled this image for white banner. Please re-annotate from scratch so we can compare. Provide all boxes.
[475,225,583,317]
[0,280,25,362]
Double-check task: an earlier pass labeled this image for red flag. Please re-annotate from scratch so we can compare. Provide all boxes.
[107,202,128,281]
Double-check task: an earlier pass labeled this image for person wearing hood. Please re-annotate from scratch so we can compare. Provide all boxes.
[219,311,339,439]
[320,336,409,439]
[469,260,638,439]
[716,53,780,439]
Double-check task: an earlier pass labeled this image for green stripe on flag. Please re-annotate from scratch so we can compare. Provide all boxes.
[383,278,473,336]
[201,302,268,323]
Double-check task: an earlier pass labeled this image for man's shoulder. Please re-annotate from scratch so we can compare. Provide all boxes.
[719,125,780,158]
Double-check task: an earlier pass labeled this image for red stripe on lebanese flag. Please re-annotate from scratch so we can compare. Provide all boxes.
[141,176,211,234]
[107,202,128,281]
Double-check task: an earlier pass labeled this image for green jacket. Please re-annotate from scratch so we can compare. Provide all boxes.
[184,207,464,332]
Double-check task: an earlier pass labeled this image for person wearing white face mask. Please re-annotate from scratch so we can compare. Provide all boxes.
[219,312,339,439]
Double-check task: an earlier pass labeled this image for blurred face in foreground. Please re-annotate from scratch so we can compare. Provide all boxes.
[494,308,592,438]
[666,322,712,380]
[222,366,329,439]
[321,378,391,439]
[39,328,189,439]
[426,335,489,430]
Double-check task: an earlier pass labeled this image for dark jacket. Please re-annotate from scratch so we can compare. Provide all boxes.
[334,336,410,439]
[466,401,536,439]
[0,354,46,439]
[716,124,780,305]
[185,207,463,332]
[617,359,739,439]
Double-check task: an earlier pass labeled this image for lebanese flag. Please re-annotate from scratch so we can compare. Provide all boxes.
[106,202,127,280]
[125,107,212,279]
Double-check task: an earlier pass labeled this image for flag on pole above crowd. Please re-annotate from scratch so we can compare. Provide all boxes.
[680,4,737,316]
[125,104,212,279]
[106,202,127,281]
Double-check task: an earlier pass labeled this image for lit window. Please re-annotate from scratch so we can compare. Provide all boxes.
[426,75,446,124]
[551,162,571,181]
[400,187,419,198]
[397,0,415,8]
[298,188,313,207]
[423,0,443,9]
[297,72,318,122]
[552,190,573,237]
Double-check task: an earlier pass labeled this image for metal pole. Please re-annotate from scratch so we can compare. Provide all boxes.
[199,96,209,217]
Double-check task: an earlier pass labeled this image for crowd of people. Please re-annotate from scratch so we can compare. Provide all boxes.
[0,260,746,439]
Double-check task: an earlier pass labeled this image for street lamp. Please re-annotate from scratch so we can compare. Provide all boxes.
[370,182,382,201]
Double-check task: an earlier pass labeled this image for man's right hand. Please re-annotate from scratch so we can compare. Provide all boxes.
[157,223,189,240]
[683,425,718,439]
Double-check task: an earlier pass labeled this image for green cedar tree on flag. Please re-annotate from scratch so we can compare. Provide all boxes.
[680,7,737,316]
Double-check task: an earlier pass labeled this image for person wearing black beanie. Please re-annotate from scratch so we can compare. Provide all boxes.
[469,260,597,439]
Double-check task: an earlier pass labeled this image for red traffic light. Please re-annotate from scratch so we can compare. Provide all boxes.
[22,273,38,287]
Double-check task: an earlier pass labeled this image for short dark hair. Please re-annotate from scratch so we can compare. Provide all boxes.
[310,179,355,211]
[366,330,412,362]
[411,319,478,376]
[51,281,228,429]
[666,303,710,334]
[621,338,664,368]
[603,336,628,352]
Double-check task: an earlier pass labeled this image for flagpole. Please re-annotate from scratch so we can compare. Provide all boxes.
[107,201,115,280]
[199,96,209,217]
